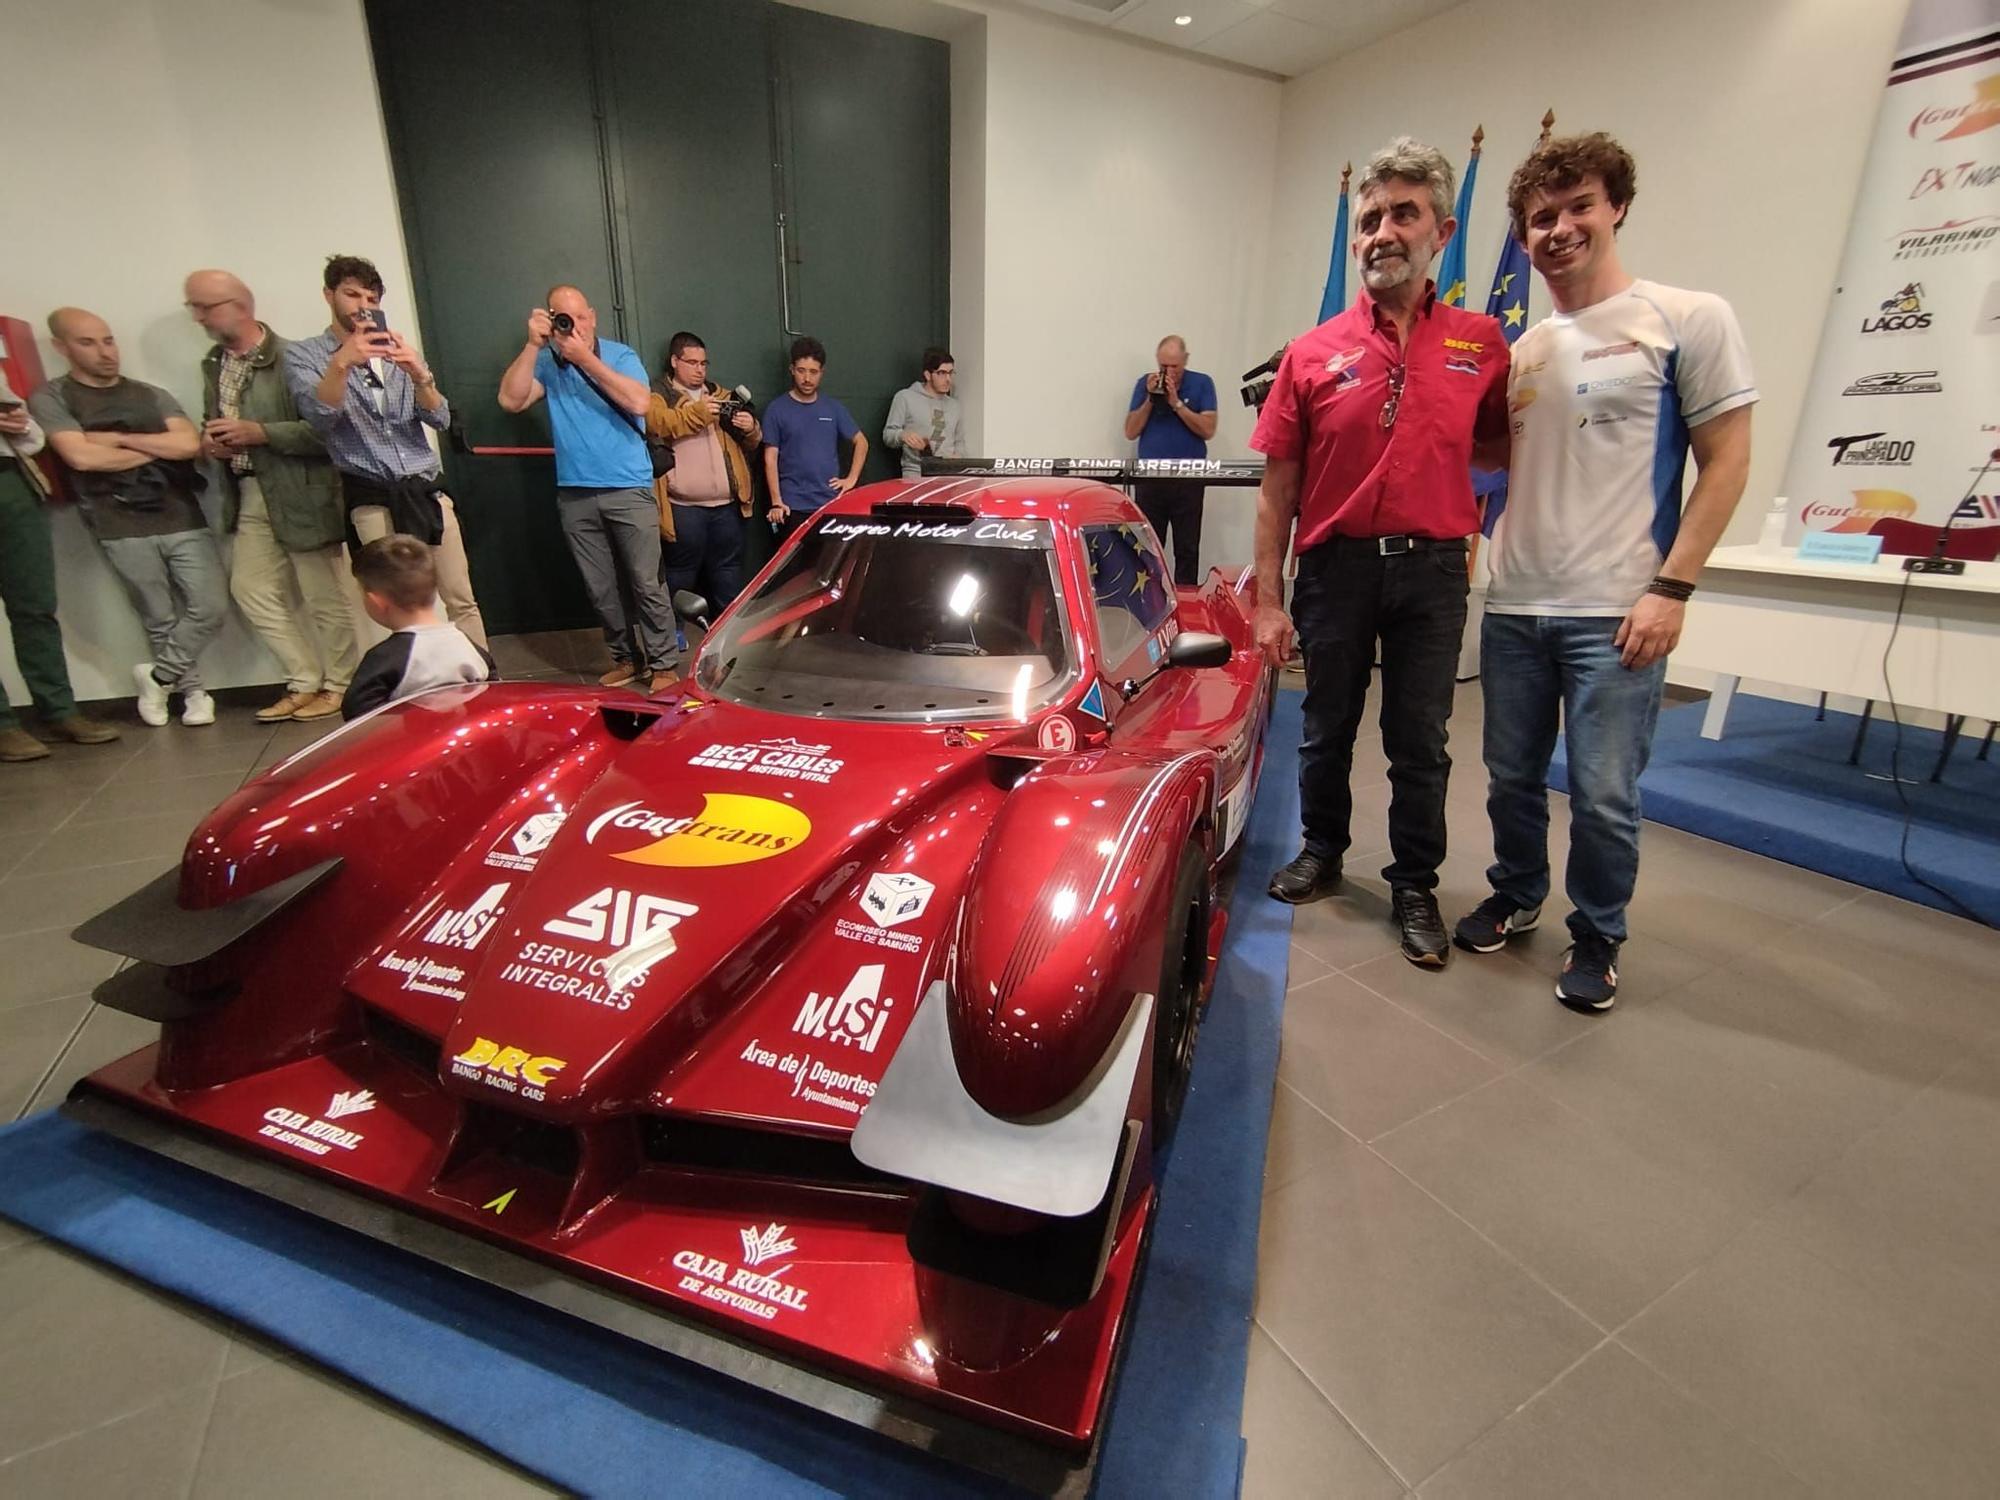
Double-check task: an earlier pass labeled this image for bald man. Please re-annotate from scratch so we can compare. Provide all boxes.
[498,285,676,692]
[29,309,229,727]
[187,270,357,722]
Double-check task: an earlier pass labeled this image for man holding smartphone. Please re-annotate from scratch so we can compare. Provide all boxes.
[0,371,121,760]
[283,254,488,649]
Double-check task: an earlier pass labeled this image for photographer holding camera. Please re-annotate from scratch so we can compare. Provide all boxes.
[646,331,761,612]
[498,284,676,692]
[1121,334,1217,585]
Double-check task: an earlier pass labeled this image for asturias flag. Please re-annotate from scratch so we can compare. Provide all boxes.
[1317,168,1351,323]
[1437,138,1481,308]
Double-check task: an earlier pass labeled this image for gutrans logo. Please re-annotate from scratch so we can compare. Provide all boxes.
[1908,73,2000,142]
[586,793,811,868]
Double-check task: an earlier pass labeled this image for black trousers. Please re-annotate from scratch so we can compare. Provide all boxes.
[1134,481,1206,586]
[1292,537,1469,891]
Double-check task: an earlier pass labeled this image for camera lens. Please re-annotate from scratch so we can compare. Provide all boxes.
[550,311,575,336]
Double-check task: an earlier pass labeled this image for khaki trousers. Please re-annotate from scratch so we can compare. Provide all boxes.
[231,477,361,694]
[349,493,488,650]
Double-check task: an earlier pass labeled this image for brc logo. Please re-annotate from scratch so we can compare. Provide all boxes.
[451,1037,567,1091]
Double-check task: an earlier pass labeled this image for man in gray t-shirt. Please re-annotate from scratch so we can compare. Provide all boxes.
[883,347,965,479]
[30,308,230,727]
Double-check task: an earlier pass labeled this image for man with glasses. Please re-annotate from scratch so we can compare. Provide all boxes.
[1248,136,1510,967]
[647,330,762,612]
[185,269,357,722]
[884,347,965,480]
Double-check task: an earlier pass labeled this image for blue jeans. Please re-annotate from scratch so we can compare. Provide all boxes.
[1480,612,1666,942]
[664,502,744,611]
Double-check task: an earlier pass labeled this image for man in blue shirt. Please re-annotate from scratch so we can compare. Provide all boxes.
[760,336,868,544]
[1121,334,1218,585]
[499,285,677,691]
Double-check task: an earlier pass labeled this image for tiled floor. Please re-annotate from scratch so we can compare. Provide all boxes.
[3,657,1997,1497]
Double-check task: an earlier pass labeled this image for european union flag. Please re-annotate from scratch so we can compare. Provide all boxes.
[1316,165,1352,324]
[1485,235,1531,343]
[1475,233,1531,532]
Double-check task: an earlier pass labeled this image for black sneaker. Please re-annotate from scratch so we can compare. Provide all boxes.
[1556,933,1620,1013]
[1453,893,1542,954]
[1268,850,1340,904]
[1392,888,1449,968]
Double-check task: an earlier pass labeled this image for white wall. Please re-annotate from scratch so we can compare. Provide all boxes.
[963,6,1282,570]
[1264,0,1906,541]
[2,0,414,708]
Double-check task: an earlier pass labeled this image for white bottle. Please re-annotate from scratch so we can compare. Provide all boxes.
[1757,495,1789,555]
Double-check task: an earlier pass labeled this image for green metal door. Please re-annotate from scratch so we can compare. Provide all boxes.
[365,0,948,630]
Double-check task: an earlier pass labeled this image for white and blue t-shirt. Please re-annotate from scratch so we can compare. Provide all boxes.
[1486,279,1757,617]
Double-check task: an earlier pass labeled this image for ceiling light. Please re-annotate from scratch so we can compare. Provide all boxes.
[1174,13,1193,24]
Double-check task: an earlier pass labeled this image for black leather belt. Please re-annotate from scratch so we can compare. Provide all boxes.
[1323,533,1468,556]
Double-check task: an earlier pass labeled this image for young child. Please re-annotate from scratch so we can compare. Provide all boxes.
[342,535,496,720]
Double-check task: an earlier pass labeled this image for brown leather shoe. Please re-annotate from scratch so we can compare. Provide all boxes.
[0,727,51,762]
[256,692,310,722]
[290,691,343,721]
[647,671,677,696]
[598,664,638,688]
[45,713,122,746]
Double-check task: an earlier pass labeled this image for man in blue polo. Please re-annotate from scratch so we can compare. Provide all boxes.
[1121,334,1218,585]
[499,284,677,691]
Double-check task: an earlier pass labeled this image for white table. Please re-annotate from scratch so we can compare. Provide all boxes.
[1674,545,2000,741]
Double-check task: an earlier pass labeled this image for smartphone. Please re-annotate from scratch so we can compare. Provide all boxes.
[0,401,22,413]
[359,308,390,342]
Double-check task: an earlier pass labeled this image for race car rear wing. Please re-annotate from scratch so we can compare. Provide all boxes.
[919,456,1265,484]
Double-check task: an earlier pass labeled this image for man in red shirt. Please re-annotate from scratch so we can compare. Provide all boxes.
[1251,137,1510,966]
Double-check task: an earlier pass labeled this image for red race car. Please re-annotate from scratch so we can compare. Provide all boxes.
[69,458,1275,1491]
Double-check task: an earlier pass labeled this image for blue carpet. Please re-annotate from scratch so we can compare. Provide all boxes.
[1549,696,2000,925]
[0,694,1302,1499]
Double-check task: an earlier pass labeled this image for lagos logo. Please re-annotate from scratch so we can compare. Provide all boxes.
[1860,283,1930,336]
[585,793,810,868]
[1908,73,2000,142]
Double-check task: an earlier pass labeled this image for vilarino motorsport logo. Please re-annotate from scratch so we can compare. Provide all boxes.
[1892,215,2000,260]
[1860,283,1931,335]
[1842,371,1942,396]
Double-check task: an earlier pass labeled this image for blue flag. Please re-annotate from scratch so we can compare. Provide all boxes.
[1475,232,1532,530]
[1485,234,1531,343]
[1316,169,1351,323]
[1437,140,1480,307]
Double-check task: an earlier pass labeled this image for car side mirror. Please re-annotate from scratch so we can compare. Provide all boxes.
[1166,632,1231,670]
[672,590,712,630]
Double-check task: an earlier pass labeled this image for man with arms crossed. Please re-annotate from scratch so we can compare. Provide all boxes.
[1454,133,1755,1012]
[1250,138,1510,967]
[499,285,677,691]
[31,309,229,728]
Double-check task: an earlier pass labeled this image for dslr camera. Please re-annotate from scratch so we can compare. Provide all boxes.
[546,309,576,338]
[716,384,757,426]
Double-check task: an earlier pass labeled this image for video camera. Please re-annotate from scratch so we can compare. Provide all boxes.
[1240,343,1289,409]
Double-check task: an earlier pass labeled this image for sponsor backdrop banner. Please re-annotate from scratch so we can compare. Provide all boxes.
[1781,0,2000,556]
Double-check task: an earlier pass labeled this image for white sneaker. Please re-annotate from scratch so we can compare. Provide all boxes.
[133,663,170,727]
[181,689,216,727]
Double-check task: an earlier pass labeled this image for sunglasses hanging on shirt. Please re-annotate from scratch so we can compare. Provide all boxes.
[1379,364,1406,430]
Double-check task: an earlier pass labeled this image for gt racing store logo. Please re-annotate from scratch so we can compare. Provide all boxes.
[1842,371,1942,397]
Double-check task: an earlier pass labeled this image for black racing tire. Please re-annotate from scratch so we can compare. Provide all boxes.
[1150,842,1211,1148]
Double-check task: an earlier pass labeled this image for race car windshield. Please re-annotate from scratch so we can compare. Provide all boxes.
[695,515,1075,722]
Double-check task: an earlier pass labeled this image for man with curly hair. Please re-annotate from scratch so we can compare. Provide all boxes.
[1453,133,1756,1014]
